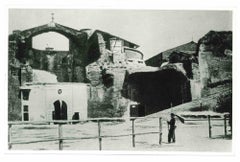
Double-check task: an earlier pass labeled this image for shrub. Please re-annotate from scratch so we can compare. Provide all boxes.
[216,93,232,113]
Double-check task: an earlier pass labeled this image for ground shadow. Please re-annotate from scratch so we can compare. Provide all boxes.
[211,134,232,140]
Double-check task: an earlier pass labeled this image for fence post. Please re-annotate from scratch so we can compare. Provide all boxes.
[159,117,162,145]
[230,113,232,134]
[131,119,135,147]
[8,124,12,150]
[97,120,102,150]
[208,115,212,138]
[224,114,227,136]
[58,124,63,150]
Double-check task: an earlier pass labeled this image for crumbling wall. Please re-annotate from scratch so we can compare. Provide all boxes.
[198,31,232,97]
[86,32,128,117]
[71,33,89,82]
[8,40,21,120]
[197,30,232,120]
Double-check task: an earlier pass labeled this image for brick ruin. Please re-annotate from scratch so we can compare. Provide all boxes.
[8,20,232,119]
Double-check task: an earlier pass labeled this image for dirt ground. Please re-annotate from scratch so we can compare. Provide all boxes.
[10,116,232,152]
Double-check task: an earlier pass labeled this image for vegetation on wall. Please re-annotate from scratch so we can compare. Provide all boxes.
[197,31,232,57]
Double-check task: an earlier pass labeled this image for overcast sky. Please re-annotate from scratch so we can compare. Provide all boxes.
[9,9,232,60]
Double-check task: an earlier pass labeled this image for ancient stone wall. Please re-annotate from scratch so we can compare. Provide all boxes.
[86,32,130,117]
[198,31,232,95]
[8,40,21,120]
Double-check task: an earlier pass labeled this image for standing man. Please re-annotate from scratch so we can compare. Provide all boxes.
[168,113,176,143]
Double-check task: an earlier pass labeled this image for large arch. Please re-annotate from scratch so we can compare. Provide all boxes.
[13,23,85,61]
[20,23,80,40]
[9,22,92,82]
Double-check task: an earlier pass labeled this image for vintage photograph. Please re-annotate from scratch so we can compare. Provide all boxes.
[8,9,232,151]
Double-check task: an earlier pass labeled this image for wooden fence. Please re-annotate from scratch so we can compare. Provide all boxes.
[182,114,231,138]
[8,115,231,150]
[207,114,231,138]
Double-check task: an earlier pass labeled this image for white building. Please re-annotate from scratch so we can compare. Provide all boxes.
[20,83,89,121]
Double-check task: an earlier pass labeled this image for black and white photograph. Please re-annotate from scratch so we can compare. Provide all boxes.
[7,8,233,152]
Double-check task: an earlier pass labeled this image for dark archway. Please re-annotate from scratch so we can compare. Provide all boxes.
[122,67,192,115]
[53,100,68,120]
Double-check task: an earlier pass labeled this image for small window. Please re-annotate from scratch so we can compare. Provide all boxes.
[23,113,29,121]
[23,105,28,111]
[128,60,133,62]
[22,89,31,100]
[23,105,29,121]
[138,61,143,63]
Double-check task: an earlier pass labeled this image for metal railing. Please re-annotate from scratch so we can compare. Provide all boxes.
[8,115,231,150]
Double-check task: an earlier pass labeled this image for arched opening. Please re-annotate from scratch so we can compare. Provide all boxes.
[27,32,73,82]
[53,100,68,120]
[32,32,69,51]
[11,24,101,83]
[16,27,80,82]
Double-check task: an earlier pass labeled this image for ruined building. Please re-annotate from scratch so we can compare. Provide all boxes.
[144,31,232,114]
[8,20,145,119]
[8,18,232,120]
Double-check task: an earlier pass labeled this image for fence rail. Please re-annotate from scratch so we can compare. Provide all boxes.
[8,115,231,150]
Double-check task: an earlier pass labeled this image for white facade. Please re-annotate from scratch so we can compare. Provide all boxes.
[20,83,89,121]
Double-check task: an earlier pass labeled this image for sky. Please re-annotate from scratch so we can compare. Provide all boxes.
[9,9,232,60]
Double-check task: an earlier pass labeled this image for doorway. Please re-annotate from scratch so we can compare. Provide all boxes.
[53,100,68,120]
